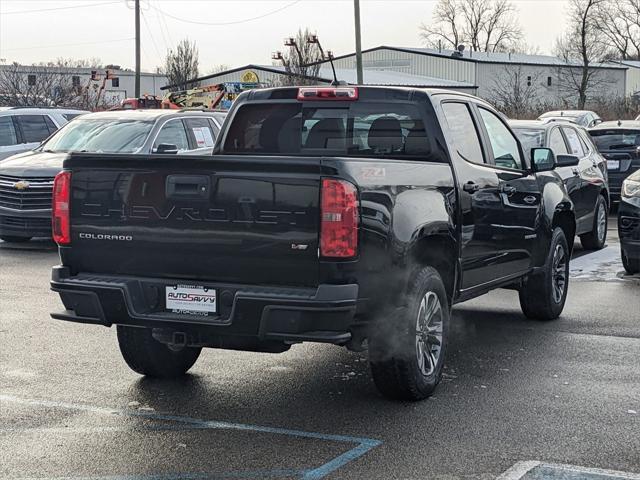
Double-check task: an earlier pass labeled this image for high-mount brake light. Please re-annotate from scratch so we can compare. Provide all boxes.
[320,178,358,258]
[52,171,71,245]
[298,87,358,101]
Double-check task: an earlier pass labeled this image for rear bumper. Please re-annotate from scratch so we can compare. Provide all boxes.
[50,266,360,346]
[0,209,51,238]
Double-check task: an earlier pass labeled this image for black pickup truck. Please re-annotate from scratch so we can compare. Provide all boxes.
[51,86,578,401]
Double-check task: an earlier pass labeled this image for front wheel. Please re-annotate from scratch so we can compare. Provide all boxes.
[117,326,201,378]
[369,266,450,401]
[579,195,607,250]
[519,227,570,320]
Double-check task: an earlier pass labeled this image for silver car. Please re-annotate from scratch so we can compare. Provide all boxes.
[0,107,88,161]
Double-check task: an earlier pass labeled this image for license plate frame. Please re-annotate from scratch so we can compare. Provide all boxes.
[165,285,217,314]
[606,159,620,170]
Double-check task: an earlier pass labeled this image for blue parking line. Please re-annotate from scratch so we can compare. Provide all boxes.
[0,395,382,480]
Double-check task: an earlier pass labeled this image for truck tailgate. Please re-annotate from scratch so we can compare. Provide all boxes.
[65,154,321,286]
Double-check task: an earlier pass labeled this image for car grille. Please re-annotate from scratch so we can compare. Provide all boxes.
[0,174,54,211]
[0,215,51,230]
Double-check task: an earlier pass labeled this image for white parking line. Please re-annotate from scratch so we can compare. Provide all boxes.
[497,461,640,480]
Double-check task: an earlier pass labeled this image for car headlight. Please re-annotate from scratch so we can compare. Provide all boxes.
[622,178,640,198]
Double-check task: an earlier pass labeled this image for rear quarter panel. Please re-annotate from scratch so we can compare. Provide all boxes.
[319,158,457,310]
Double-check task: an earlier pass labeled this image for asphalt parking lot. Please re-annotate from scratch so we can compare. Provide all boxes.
[1,219,639,480]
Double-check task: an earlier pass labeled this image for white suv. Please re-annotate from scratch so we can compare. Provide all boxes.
[0,107,88,161]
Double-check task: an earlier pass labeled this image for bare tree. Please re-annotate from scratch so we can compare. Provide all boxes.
[164,39,199,91]
[420,0,522,52]
[488,67,542,118]
[0,58,108,109]
[555,0,613,109]
[593,0,640,60]
[275,28,323,86]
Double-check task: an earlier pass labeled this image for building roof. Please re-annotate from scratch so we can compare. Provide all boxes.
[325,46,627,70]
[269,64,476,88]
[612,60,640,69]
[164,63,477,91]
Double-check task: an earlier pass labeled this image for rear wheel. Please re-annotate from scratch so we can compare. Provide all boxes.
[622,249,640,275]
[117,326,201,378]
[0,235,32,243]
[369,266,449,401]
[519,227,569,320]
[580,195,607,250]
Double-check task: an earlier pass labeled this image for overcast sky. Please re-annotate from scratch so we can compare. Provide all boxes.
[0,0,571,73]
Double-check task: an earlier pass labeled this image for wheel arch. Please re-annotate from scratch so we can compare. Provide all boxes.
[409,234,458,306]
[552,210,576,252]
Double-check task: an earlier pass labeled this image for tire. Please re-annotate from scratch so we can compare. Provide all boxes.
[622,249,640,275]
[519,227,570,321]
[579,195,607,250]
[117,326,201,378]
[369,266,450,401]
[0,235,32,243]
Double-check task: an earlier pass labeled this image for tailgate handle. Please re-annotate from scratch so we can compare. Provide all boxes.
[166,175,210,199]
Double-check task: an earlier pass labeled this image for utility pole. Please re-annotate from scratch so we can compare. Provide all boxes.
[353,0,363,84]
[134,0,140,97]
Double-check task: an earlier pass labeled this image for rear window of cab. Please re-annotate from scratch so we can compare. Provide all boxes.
[222,101,431,159]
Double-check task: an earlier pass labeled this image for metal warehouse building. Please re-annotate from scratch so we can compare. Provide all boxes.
[325,46,629,102]
[185,45,635,106]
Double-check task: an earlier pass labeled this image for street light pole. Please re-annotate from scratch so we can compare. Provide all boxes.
[134,0,140,97]
[354,0,363,84]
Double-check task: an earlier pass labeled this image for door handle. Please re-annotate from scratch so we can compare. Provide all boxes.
[166,175,210,199]
[499,184,516,195]
[572,168,580,176]
[463,182,480,193]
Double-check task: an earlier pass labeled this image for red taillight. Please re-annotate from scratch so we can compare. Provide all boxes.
[52,171,71,245]
[320,178,358,258]
[298,87,358,101]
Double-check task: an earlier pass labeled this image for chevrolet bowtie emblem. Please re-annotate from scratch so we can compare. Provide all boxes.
[13,181,30,190]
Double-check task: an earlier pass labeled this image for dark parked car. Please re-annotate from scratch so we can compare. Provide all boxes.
[0,109,226,243]
[51,86,578,401]
[619,170,640,274]
[511,119,609,250]
[589,120,640,203]
[538,110,602,129]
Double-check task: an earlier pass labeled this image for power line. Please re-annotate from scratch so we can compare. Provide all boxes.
[3,1,120,15]
[141,10,164,59]
[149,0,302,26]
[3,38,135,52]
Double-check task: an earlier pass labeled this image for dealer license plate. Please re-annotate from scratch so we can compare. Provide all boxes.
[607,159,620,170]
[166,285,216,314]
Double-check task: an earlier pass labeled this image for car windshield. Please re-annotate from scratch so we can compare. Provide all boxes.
[589,129,640,150]
[41,118,154,153]
[513,127,546,152]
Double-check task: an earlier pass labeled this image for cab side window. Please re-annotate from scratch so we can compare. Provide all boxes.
[441,102,484,164]
[561,127,585,157]
[478,108,523,170]
[17,115,51,143]
[549,128,568,155]
[185,118,216,149]
[153,120,189,152]
[0,117,18,146]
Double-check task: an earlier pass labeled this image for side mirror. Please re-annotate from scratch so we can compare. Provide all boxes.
[155,143,179,154]
[556,154,580,167]
[531,147,556,172]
